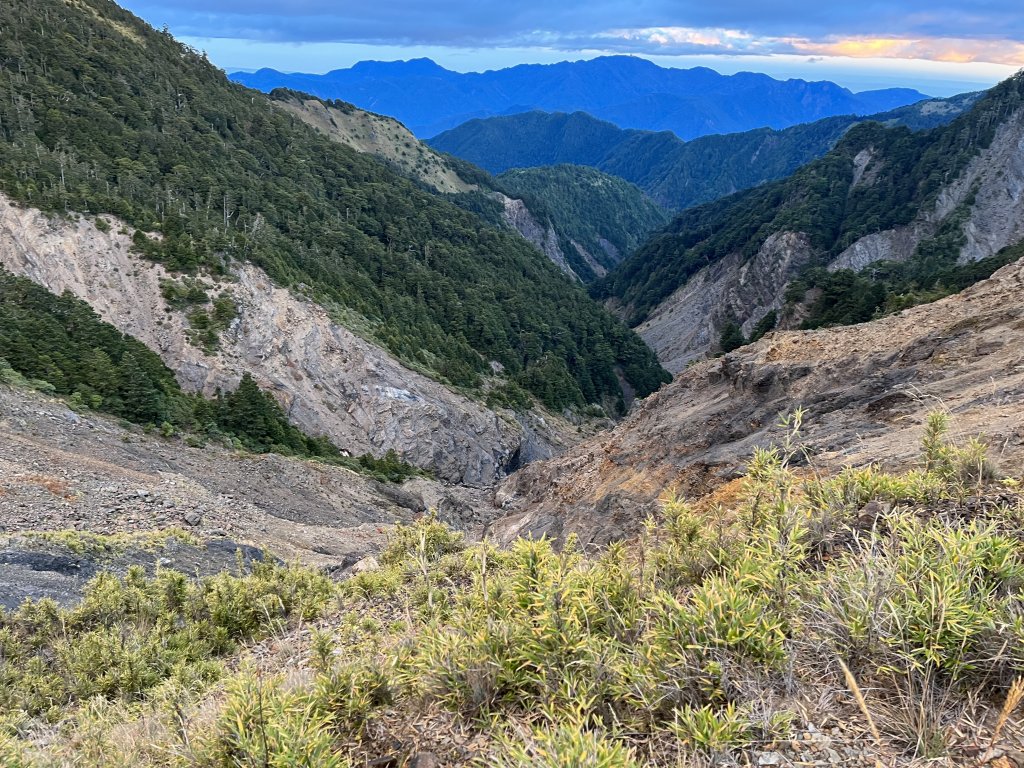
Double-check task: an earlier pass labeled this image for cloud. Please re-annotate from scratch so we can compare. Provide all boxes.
[795,36,1024,65]
[597,27,1024,65]
[120,0,1024,66]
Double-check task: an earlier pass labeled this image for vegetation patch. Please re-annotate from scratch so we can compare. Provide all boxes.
[16,528,201,559]
[3,412,1020,766]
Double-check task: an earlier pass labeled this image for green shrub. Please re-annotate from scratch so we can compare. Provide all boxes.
[214,675,349,768]
[668,703,752,753]
[490,722,640,768]
[0,560,336,717]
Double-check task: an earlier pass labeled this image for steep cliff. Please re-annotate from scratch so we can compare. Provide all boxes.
[491,255,1024,546]
[496,195,579,280]
[0,194,526,485]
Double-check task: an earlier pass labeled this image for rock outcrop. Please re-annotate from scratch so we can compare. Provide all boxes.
[498,195,579,280]
[490,256,1024,547]
[636,232,815,373]
[0,194,524,485]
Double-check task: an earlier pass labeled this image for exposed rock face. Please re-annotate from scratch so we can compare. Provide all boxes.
[636,107,1024,369]
[832,110,1024,271]
[573,239,609,278]
[945,111,1024,262]
[636,231,815,373]
[828,226,925,272]
[498,194,579,280]
[490,257,1024,547]
[0,194,523,485]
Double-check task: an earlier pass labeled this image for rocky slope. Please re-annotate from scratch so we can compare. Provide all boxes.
[636,231,816,372]
[273,94,475,195]
[629,87,1024,371]
[0,381,493,605]
[0,193,555,486]
[830,105,1024,269]
[496,195,580,279]
[489,255,1024,546]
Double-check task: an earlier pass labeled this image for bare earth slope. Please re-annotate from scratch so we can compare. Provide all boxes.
[275,95,474,195]
[491,257,1024,546]
[0,193,533,486]
[0,382,495,606]
[0,384,488,561]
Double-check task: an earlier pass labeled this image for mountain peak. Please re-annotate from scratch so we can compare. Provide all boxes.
[350,57,449,75]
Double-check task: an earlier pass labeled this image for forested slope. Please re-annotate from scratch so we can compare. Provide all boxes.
[0,0,668,412]
[596,74,1024,329]
[430,93,980,210]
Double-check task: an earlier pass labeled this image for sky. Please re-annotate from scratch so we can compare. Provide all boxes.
[119,1,1024,95]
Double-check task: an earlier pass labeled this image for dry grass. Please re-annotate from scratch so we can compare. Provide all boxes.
[839,658,883,746]
[979,678,1024,765]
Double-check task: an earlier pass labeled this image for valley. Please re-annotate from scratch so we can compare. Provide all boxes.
[1,0,1023,765]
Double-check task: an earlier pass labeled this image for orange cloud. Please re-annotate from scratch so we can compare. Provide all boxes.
[605,26,1024,66]
[795,36,1024,64]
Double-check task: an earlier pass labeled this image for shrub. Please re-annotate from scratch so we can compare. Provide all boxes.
[491,722,640,768]
[214,675,348,768]
[0,560,336,717]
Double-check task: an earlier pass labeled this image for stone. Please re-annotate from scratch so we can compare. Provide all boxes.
[350,556,380,574]
[182,512,202,527]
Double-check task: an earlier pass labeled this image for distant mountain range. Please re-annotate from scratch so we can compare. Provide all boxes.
[429,93,981,210]
[230,56,930,139]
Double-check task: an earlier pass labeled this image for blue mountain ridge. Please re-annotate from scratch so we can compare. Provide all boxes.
[230,55,929,139]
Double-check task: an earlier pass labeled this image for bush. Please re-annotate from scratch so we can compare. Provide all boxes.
[491,722,641,768]
[5,413,1021,766]
[0,560,336,717]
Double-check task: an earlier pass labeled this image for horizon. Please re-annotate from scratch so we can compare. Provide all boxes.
[117,0,1024,96]
[223,53,1011,97]
[202,49,1015,97]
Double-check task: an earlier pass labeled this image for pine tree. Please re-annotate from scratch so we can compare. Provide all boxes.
[118,352,164,423]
